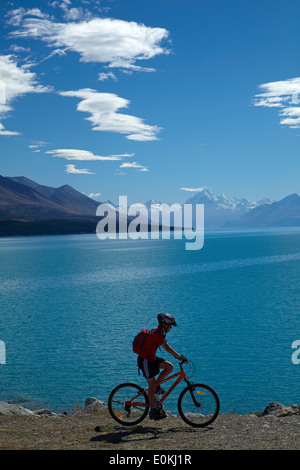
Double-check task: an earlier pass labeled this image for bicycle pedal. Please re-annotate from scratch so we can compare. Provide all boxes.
[155,385,165,396]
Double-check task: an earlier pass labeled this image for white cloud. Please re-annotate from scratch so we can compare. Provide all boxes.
[180,187,206,192]
[65,164,95,174]
[88,192,101,199]
[98,71,117,82]
[29,141,48,151]
[55,0,93,21]
[64,7,91,21]
[9,44,31,53]
[41,48,67,62]
[29,141,48,148]
[254,77,300,128]
[59,88,162,141]
[254,77,300,101]
[6,8,49,26]
[0,122,20,136]
[280,107,300,117]
[279,106,300,128]
[10,14,170,71]
[120,161,142,168]
[253,96,290,108]
[0,54,51,136]
[46,148,134,160]
[120,161,149,171]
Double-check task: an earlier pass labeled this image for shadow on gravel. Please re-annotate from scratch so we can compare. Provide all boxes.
[91,425,213,444]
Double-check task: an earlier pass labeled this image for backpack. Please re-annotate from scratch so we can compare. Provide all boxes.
[132,329,151,355]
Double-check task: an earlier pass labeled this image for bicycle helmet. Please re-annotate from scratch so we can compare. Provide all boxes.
[157,312,177,327]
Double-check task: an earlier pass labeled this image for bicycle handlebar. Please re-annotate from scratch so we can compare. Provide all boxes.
[179,358,188,368]
[179,354,188,364]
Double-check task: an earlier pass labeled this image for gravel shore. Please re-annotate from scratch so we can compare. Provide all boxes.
[0,403,300,450]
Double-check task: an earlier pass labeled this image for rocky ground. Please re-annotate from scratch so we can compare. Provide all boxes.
[0,399,299,451]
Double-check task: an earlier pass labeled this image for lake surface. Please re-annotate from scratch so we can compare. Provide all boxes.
[1,227,300,415]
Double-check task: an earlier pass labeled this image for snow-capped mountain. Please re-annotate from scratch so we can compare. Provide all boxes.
[185,188,272,210]
[101,189,274,229]
[184,188,273,228]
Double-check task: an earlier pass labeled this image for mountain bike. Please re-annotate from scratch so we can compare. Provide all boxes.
[108,360,220,428]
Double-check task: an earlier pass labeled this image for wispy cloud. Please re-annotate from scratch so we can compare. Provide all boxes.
[9,44,31,53]
[180,187,206,192]
[59,3,93,21]
[0,122,20,136]
[59,88,162,141]
[0,54,51,135]
[29,140,48,148]
[9,12,170,72]
[120,161,149,171]
[28,141,48,152]
[253,77,300,128]
[40,48,67,63]
[88,192,101,199]
[46,148,134,161]
[6,8,49,26]
[98,71,117,82]
[65,164,95,174]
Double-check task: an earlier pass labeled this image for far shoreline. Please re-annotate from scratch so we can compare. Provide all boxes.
[0,219,300,239]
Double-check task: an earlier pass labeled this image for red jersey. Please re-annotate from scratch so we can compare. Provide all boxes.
[139,328,166,361]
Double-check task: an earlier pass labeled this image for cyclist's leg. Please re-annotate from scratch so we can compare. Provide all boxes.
[138,357,160,410]
[146,376,167,420]
[138,357,168,419]
[156,359,174,385]
[146,376,157,409]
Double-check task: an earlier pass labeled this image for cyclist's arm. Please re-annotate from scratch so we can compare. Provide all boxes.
[161,341,185,361]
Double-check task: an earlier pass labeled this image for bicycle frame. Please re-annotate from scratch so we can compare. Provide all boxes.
[127,363,189,409]
[156,368,186,404]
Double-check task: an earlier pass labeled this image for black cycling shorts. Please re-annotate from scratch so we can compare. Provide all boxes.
[137,356,165,379]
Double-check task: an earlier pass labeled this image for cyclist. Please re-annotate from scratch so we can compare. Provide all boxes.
[137,312,188,421]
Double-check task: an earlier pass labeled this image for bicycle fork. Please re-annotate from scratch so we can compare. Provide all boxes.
[186,381,203,408]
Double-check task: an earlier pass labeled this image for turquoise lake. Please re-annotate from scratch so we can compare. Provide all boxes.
[0,227,300,415]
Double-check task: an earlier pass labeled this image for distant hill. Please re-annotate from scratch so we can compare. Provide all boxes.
[224,194,300,228]
[7,176,99,218]
[0,175,170,236]
[0,175,102,236]
[9,176,58,199]
[0,176,73,220]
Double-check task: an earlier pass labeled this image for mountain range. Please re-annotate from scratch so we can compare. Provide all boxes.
[0,175,102,236]
[184,188,273,228]
[224,193,300,228]
[104,191,274,229]
[0,175,99,220]
[0,175,299,235]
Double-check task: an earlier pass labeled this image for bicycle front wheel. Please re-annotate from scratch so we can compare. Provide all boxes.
[178,383,220,427]
[108,382,149,426]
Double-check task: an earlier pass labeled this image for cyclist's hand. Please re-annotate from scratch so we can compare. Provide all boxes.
[180,355,188,363]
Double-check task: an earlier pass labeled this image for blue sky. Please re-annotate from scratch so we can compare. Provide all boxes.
[0,0,300,205]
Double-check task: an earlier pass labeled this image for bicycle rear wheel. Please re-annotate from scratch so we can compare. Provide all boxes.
[178,383,220,427]
[108,382,149,426]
